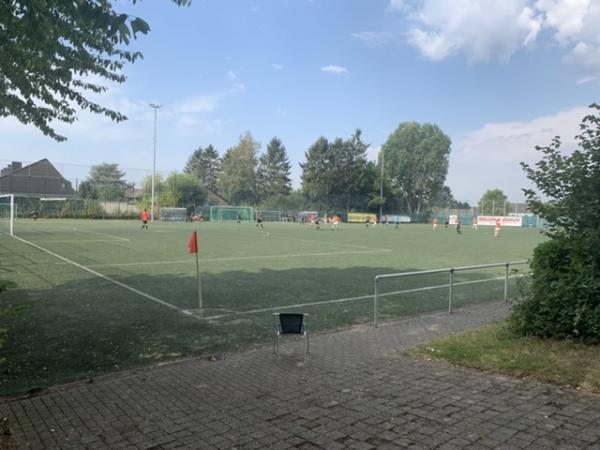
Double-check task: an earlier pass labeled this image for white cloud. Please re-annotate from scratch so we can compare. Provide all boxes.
[320,64,349,75]
[177,94,221,114]
[227,69,238,81]
[388,0,406,12]
[350,31,396,47]
[406,0,543,63]
[366,145,381,162]
[272,63,284,70]
[447,106,588,203]
[378,0,600,77]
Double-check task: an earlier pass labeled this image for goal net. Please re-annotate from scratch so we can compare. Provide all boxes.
[210,206,254,223]
[0,194,14,235]
[160,207,187,222]
[255,209,282,222]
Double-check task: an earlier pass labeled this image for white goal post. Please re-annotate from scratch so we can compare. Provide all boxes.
[0,194,15,236]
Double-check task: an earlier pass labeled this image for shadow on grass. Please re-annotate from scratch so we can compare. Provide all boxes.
[0,265,520,396]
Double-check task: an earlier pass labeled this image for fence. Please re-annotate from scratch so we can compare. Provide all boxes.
[373,260,530,327]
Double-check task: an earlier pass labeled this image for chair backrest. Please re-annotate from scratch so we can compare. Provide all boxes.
[278,313,305,334]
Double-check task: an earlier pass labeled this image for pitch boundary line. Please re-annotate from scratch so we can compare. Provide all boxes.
[10,234,198,320]
[54,249,392,268]
[31,239,132,244]
[230,228,391,253]
[205,275,520,320]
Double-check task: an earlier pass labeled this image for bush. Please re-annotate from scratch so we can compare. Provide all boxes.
[511,235,600,342]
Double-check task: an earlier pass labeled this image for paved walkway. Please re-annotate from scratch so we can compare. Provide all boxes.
[1,301,600,450]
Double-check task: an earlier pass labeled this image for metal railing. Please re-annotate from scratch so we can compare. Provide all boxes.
[373,260,529,327]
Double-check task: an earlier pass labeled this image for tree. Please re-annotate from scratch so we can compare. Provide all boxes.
[84,163,129,201]
[0,0,190,141]
[218,132,259,204]
[511,104,600,341]
[256,137,292,202]
[164,173,207,210]
[184,145,221,192]
[300,129,376,211]
[382,122,451,214]
[478,189,511,215]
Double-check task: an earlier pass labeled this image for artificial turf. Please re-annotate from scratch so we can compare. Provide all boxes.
[0,219,545,395]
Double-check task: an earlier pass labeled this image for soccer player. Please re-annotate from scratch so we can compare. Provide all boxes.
[444,218,449,229]
[494,220,501,238]
[433,218,439,230]
[30,210,39,221]
[472,216,478,230]
[331,214,341,230]
[140,208,149,230]
[256,213,264,228]
[237,212,242,224]
[456,218,462,235]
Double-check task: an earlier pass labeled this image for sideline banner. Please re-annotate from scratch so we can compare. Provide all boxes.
[386,215,411,224]
[476,216,523,227]
[348,213,377,223]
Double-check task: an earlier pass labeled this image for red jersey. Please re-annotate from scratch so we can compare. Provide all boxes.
[141,211,150,221]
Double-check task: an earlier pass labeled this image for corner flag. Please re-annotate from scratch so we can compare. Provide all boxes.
[188,231,198,254]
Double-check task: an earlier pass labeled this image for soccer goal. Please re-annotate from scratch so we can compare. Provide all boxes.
[0,194,15,235]
[210,206,254,223]
[255,209,282,222]
[160,207,188,222]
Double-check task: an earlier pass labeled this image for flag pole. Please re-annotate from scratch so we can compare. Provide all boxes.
[195,249,203,319]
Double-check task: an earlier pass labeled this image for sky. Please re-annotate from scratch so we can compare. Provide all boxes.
[1,0,599,205]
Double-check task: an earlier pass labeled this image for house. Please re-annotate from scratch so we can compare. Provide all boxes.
[0,159,76,197]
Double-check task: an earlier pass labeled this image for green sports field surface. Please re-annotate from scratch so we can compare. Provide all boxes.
[0,219,545,395]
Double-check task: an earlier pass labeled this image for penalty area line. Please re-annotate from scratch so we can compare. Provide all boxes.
[10,234,198,320]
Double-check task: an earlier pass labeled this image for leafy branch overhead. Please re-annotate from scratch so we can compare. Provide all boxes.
[0,0,190,141]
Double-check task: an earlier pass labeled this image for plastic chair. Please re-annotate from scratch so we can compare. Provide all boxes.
[273,313,309,360]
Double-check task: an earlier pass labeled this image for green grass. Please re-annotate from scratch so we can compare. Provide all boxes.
[408,322,600,393]
[0,219,545,395]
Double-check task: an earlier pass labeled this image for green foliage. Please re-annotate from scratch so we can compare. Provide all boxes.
[164,172,207,209]
[0,0,190,141]
[510,238,600,341]
[261,191,305,211]
[382,122,451,214]
[256,137,292,201]
[83,163,129,201]
[218,132,259,204]
[184,145,222,192]
[478,188,512,215]
[300,129,376,211]
[512,104,600,342]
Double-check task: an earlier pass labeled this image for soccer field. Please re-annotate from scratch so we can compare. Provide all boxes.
[0,219,545,394]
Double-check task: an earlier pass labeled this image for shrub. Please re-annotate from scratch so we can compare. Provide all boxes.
[510,236,600,341]
[513,104,600,342]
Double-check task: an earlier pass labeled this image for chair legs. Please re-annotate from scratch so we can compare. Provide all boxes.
[274,332,309,361]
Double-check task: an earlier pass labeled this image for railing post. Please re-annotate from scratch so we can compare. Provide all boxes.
[374,276,379,327]
[448,268,454,314]
[504,262,509,301]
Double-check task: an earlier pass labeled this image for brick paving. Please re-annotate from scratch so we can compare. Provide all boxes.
[2,301,600,449]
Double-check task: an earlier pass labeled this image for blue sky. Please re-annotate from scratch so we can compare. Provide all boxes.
[1,0,599,204]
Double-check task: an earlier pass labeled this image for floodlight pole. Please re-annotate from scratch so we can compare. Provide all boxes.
[149,103,163,222]
[379,149,384,221]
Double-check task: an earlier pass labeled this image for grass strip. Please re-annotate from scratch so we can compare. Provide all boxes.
[408,321,600,393]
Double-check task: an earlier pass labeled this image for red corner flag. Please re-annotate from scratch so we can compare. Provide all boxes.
[188,231,198,254]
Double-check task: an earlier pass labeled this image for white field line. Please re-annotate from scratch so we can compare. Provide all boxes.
[32,239,131,244]
[64,227,130,242]
[55,249,392,268]
[205,275,520,320]
[10,234,198,320]
[230,228,391,253]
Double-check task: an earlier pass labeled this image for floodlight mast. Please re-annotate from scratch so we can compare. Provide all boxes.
[149,103,163,222]
[379,149,384,222]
